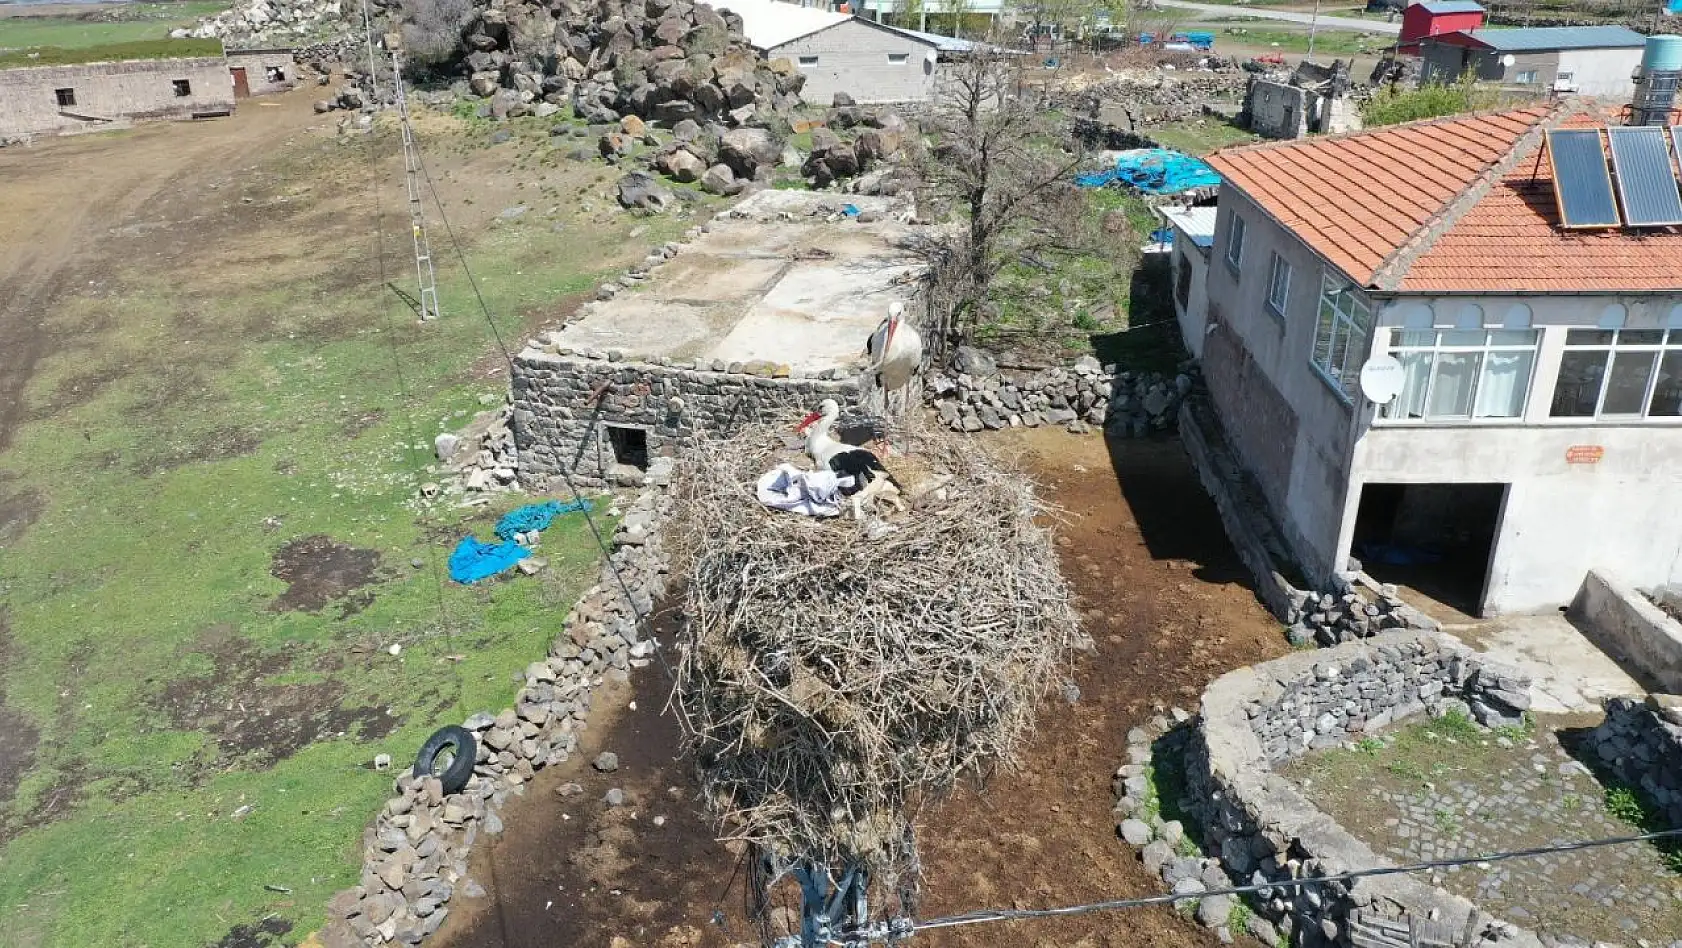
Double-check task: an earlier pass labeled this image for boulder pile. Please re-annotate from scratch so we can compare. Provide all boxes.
[189,0,349,45]
[444,0,805,129]
[925,350,1190,437]
[326,487,670,947]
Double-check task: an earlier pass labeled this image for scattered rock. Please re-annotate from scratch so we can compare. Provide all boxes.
[593,751,619,773]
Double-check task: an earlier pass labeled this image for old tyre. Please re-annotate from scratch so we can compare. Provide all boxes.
[413,725,476,794]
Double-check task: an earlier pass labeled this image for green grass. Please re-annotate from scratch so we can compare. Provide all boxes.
[1147,118,1261,157]
[1601,782,1682,872]
[0,119,691,947]
[0,37,224,68]
[0,3,227,52]
[1206,19,1381,56]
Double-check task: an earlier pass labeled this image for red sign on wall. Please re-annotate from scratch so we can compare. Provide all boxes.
[1565,445,1605,465]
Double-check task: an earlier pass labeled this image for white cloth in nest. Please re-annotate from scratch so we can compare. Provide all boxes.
[755,464,852,518]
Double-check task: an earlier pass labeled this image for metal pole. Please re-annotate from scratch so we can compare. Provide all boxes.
[1307,0,1321,62]
[359,0,379,104]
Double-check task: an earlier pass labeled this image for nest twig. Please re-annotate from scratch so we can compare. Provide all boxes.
[667,423,1081,893]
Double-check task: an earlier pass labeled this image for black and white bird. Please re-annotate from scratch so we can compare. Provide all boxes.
[795,399,907,520]
[865,301,923,415]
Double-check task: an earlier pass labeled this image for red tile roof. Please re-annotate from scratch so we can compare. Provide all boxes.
[1205,104,1682,293]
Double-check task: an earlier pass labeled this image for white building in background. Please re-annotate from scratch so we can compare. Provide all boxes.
[1188,102,1682,617]
[707,0,947,104]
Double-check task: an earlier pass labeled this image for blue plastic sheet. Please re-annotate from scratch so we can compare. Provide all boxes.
[448,537,529,584]
[494,499,592,541]
[1076,149,1222,195]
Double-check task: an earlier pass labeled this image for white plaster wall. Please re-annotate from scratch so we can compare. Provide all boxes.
[1556,47,1642,98]
[770,20,937,105]
[1170,239,1210,358]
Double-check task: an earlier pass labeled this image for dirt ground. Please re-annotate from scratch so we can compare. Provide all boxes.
[432,431,1287,948]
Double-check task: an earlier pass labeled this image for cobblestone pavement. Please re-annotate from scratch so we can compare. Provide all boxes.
[1284,714,1682,944]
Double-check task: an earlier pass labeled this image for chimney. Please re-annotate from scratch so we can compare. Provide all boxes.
[1630,34,1682,126]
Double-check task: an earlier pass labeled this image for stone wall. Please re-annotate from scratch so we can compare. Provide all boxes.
[1178,392,1437,647]
[226,49,299,96]
[1113,633,1541,948]
[324,488,670,946]
[923,352,1187,437]
[0,56,235,139]
[1570,570,1682,694]
[512,348,863,488]
[1590,695,1682,833]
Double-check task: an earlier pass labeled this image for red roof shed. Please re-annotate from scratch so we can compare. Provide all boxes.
[1398,1,1486,55]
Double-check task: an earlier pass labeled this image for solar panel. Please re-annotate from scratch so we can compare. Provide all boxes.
[1609,126,1682,226]
[1548,129,1621,228]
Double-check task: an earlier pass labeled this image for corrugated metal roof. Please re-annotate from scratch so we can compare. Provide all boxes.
[1460,25,1647,52]
[702,0,852,50]
[1162,206,1218,248]
[1416,1,1485,14]
[874,23,975,52]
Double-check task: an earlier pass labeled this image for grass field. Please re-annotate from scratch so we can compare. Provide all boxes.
[0,103,703,948]
[1204,17,1385,56]
[0,2,227,51]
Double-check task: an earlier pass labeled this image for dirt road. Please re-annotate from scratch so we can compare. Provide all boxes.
[0,92,322,454]
[432,432,1287,948]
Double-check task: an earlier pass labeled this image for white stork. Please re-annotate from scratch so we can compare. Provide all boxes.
[866,301,923,416]
[795,399,907,520]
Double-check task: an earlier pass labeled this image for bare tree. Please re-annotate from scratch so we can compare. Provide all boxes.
[400,0,475,65]
[913,48,1090,361]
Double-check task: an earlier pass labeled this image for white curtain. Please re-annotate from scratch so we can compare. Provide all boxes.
[1474,351,1535,418]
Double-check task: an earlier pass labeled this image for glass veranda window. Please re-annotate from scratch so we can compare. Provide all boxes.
[1312,275,1372,398]
[1381,329,1540,421]
[1550,329,1682,419]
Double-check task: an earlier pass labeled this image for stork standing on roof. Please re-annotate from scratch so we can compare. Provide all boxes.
[866,301,922,417]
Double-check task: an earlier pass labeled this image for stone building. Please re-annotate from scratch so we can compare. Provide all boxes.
[0,49,234,140]
[225,48,298,98]
[1242,59,1362,140]
[511,190,926,488]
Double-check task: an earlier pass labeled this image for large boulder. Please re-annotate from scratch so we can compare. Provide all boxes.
[855,127,902,163]
[719,127,781,177]
[656,147,706,183]
[700,163,739,195]
[616,172,676,211]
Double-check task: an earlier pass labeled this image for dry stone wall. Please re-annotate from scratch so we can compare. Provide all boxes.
[1590,695,1682,832]
[924,353,1188,437]
[1113,633,1540,948]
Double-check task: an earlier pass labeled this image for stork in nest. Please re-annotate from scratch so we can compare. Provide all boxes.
[865,301,923,417]
[795,399,907,521]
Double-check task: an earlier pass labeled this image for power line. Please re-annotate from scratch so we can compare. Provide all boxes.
[909,825,1682,935]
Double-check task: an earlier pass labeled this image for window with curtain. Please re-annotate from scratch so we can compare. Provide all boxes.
[1550,329,1682,419]
[1311,273,1373,399]
[1380,329,1540,421]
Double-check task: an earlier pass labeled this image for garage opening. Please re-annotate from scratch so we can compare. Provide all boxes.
[1352,482,1506,618]
[606,425,648,470]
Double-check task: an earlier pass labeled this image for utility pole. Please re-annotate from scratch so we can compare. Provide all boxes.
[390,49,442,322]
[358,0,379,105]
[1306,0,1321,62]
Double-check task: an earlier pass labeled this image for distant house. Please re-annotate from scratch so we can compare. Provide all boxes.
[708,0,945,105]
[1397,1,1486,56]
[0,41,235,140]
[225,48,297,98]
[1419,25,1647,96]
[1188,103,1682,617]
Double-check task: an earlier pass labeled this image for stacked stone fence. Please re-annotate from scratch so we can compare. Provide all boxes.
[322,488,670,947]
[1590,695,1682,834]
[1178,390,1437,648]
[1113,632,1539,948]
[923,353,1188,436]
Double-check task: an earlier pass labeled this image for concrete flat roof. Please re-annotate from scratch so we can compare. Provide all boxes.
[548,191,921,373]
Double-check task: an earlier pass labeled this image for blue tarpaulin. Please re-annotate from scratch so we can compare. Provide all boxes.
[448,537,529,584]
[494,499,592,541]
[449,499,595,583]
[1076,149,1222,195]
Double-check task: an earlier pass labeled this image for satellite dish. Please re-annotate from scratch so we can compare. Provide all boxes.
[1359,355,1406,405]
[1501,53,1517,67]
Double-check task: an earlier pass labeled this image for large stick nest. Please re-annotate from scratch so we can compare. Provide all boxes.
[667,423,1081,889]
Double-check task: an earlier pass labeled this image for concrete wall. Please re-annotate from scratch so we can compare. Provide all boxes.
[1569,570,1682,692]
[510,349,865,488]
[225,49,297,96]
[1204,187,1364,583]
[1419,44,1640,96]
[1246,79,1309,139]
[0,56,232,138]
[770,20,937,105]
[1554,46,1642,97]
[1170,239,1210,356]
